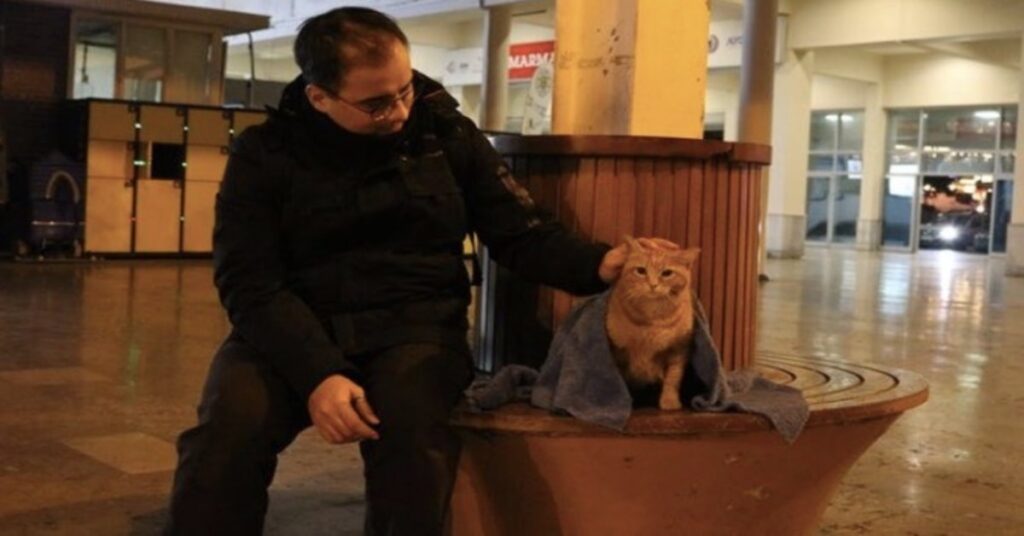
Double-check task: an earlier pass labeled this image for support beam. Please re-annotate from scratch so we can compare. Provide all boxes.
[480,4,511,132]
[552,0,709,137]
[1006,33,1024,276]
[737,0,779,272]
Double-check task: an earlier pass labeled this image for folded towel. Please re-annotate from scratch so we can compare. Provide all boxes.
[465,291,810,443]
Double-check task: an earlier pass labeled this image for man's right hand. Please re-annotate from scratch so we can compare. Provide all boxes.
[308,374,381,444]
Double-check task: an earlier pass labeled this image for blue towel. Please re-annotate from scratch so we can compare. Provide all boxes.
[465,291,810,443]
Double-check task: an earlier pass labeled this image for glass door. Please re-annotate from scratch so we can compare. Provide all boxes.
[991,180,1013,253]
[805,111,864,244]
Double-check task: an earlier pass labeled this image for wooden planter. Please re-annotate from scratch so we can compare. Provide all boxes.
[457,136,929,534]
[450,354,929,535]
[479,135,770,372]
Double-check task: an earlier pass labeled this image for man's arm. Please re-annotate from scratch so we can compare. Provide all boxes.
[455,122,612,296]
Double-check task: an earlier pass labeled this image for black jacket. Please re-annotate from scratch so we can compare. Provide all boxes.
[214,72,610,401]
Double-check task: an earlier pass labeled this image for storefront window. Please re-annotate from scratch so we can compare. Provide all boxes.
[124,25,167,102]
[806,110,863,244]
[922,150,995,174]
[806,176,830,241]
[833,175,861,243]
[808,154,833,171]
[887,110,920,174]
[810,113,838,151]
[883,175,916,248]
[838,111,864,152]
[71,18,221,105]
[1001,106,1017,150]
[883,106,1016,254]
[923,108,998,150]
[992,180,1013,253]
[173,31,215,105]
[999,152,1015,174]
[72,20,118,99]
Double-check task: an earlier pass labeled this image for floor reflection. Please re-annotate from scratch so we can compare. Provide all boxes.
[0,248,1021,534]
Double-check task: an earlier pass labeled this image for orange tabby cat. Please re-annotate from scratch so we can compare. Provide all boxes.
[606,238,700,410]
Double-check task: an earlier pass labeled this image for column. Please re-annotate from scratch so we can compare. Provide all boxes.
[480,5,512,132]
[737,0,779,274]
[552,0,709,136]
[1007,34,1024,276]
[857,82,886,251]
[765,49,814,259]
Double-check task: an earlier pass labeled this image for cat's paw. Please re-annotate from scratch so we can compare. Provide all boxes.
[658,396,683,411]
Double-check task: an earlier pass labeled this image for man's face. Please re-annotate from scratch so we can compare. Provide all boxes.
[305,38,414,136]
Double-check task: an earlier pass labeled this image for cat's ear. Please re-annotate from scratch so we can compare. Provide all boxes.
[673,247,701,267]
[623,235,642,253]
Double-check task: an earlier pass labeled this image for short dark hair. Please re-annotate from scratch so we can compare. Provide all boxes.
[293,7,409,93]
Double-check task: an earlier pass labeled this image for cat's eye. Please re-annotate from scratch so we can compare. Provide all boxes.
[634,267,647,276]
[661,269,674,278]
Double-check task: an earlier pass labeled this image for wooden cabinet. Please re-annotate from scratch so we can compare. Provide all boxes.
[76,99,265,256]
[84,177,133,252]
[188,109,231,146]
[135,179,182,252]
[183,181,218,252]
[87,102,136,141]
[232,110,266,137]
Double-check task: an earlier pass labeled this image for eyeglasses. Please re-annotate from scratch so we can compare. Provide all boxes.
[326,80,415,122]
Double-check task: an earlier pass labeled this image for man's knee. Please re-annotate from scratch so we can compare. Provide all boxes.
[188,340,304,453]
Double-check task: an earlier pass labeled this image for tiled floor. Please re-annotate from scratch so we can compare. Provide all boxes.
[0,249,1021,534]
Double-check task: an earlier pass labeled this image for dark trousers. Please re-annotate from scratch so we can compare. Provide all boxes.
[166,336,474,535]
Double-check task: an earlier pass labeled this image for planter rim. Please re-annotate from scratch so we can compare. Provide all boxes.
[450,354,929,436]
[491,134,772,164]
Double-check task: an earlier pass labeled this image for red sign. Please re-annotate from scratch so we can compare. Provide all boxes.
[508,41,555,81]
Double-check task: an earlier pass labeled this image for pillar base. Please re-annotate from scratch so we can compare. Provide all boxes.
[856,219,882,251]
[766,214,806,259]
[1006,224,1024,277]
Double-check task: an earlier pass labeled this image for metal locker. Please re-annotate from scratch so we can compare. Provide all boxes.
[135,179,182,253]
[231,110,267,138]
[139,104,186,144]
[87,101,136,141]
[184,145,227,183]
[187,109,231,146]
[84,176,133,253]
[183,181,218,253]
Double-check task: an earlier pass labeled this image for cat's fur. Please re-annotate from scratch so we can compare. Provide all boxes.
[606,238,700,410]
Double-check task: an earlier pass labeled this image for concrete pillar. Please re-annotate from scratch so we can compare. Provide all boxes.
[724,101,740,142]
[1007,34,1024,276]
[738,0,777,145]
[857,82,886,251]
[552,0,709,136]
[765,49,814,259]
[737,0,778,274]
[480,5,512,132]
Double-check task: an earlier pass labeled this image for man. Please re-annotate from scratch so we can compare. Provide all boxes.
[167,6,674,535]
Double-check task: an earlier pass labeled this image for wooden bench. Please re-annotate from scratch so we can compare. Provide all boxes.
[448,353,928,536]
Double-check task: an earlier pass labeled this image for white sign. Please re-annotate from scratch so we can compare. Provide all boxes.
[441,47,483,86]
[707,16,788,69]
[521,62,553,134]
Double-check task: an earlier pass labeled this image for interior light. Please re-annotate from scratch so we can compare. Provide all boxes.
[973,110,1000,120]
[939,226,960,242]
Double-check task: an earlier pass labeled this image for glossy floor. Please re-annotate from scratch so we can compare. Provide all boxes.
[0,248,1020,534]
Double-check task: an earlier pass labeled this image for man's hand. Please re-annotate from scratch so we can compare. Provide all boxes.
[598,237,681,283]
[308,374,381,444]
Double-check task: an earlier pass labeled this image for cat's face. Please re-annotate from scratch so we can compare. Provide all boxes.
[616,239,700,307]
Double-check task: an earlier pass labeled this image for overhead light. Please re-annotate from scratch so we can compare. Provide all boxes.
[973,110,1000,120]
[825,114,838,122]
